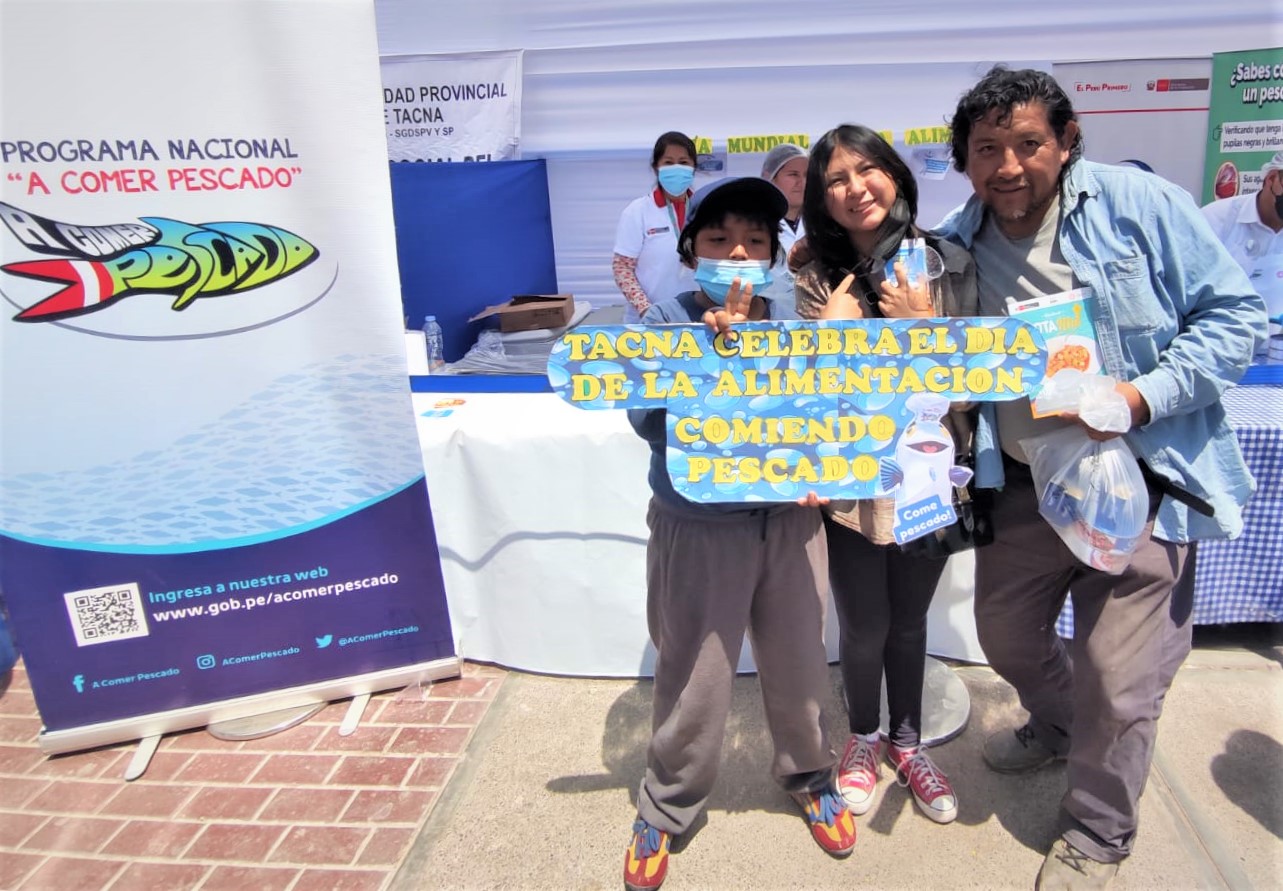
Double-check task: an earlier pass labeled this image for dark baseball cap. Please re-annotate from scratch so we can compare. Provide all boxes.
[681,177,788,244]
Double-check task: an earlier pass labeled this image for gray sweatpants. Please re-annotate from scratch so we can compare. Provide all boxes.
[637,499,837,835]
[975,461,1194,863]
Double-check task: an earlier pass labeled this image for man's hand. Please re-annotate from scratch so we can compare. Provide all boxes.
[818,273,865,320]
[1060,381,1151,441]
[878,262,934,318]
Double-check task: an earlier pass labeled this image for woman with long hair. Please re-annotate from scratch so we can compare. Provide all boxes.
[794,123,978,826]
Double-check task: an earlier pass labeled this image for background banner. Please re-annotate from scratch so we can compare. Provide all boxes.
[0,0,455,749]
[1053,58,1213,198]
[1202,46,1283,203]
[381,50,523,162]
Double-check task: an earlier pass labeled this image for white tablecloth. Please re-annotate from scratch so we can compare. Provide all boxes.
[414,391,985,676]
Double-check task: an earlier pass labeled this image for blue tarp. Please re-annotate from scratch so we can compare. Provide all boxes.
[389,160,559,362]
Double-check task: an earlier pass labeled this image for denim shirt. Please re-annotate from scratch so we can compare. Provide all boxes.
[935,159,1266,543]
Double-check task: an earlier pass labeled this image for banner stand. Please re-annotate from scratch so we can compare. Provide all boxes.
[207,702,327,741]
[37,656,461,758]
[1,1,460,761]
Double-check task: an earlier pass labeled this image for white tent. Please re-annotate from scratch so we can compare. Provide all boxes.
[376,0,1281,301]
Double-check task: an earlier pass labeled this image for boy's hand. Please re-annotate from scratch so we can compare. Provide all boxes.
[818,273,864,320]
[878,262,933,318]
[795,491,830,508]
[702,278,754,337]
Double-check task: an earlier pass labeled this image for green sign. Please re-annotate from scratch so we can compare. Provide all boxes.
[1202,46,1283,204]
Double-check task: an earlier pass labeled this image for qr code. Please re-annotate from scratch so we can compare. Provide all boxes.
[63,583,149,647]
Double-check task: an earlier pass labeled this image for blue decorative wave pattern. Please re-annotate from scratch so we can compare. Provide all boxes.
[548,319,1047,501]
[547,319,1046,409]
[0,354,424,549]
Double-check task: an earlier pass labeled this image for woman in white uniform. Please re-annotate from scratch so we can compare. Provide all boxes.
[612,132,698,322]
[761,143,809,311]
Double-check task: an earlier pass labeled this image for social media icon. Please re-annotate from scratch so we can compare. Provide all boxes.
[72,674,85,693]
[196,654,216,670]
[315,634,333,648]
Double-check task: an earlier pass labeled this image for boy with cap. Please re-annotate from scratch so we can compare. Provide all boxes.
[624,178,854,891]
[761,142,809,310]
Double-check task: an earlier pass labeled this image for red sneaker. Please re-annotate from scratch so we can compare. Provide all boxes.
[791,786,857,857]
[837,733,883,814]
[887,745,958,824]
[624,817,670,891]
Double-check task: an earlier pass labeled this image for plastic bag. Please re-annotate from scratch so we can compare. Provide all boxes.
[1032,370,1132,433]
[1021,426,1149,574]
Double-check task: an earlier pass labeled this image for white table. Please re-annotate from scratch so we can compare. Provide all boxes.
[414,390,986,676]
[1056,383,1283,635]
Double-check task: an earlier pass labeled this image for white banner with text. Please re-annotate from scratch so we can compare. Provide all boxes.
[381,50,523,162]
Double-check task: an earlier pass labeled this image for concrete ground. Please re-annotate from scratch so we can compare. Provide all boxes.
[392,626,1283,891]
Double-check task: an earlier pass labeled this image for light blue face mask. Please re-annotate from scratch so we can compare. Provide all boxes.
[693,258,774,305]
[656,164,694,195]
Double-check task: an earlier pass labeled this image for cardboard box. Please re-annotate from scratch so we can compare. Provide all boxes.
[469,294,575,333]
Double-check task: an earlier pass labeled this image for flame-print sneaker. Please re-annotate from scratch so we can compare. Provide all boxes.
[624,817,671,891]
[790,786,857,857]
[837,733,884,814]
[887,745,958,824]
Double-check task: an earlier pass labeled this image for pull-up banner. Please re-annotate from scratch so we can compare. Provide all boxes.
[381,50,523,162]
[0,0,457,752]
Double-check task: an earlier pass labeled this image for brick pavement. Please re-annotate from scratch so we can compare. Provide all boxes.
[0,660,505,891]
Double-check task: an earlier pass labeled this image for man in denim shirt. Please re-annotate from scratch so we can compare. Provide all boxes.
[936,67,1265,890]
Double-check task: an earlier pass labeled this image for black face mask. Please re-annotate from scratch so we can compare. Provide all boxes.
[1274,188,1283,221]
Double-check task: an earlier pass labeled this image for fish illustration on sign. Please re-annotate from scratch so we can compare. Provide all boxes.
[879,392,973,541]
[0,202,319,321]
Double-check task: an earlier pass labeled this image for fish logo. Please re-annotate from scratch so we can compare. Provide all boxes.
[879,393,972,510]
[0,201,319,321]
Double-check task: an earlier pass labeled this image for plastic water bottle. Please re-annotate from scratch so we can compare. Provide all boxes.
[422,315,445,373]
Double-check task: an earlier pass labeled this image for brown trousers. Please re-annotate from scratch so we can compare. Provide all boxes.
[975,461,1194,862]
[637,500,836,835]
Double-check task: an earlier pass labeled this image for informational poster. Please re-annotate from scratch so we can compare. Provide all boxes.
[1201,47,1283,203]
[549,319,1047,543]
[381,50,522,162]
[0,0,457,752]
[1053,58,1213,198]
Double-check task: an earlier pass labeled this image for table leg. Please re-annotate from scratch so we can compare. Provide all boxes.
[878,655,970,746]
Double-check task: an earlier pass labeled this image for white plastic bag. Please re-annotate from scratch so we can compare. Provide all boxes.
[1021,426,1149,574]
[1032,371,1132,433]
